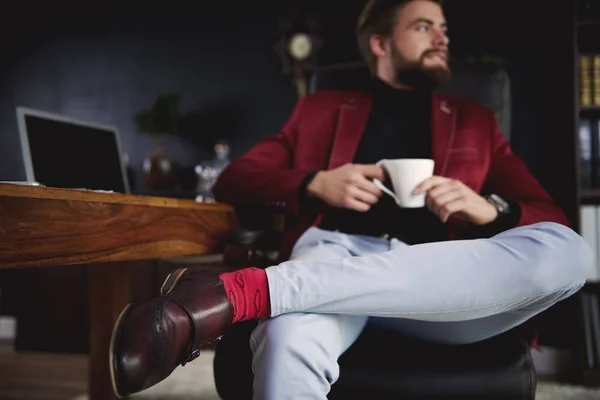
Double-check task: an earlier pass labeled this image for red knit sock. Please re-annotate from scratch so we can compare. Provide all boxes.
[219,267,271,323]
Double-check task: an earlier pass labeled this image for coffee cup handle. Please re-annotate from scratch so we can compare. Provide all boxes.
[373,179,399,203]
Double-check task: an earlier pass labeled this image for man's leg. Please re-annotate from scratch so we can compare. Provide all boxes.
[110,222,591,397]
[369,232,587,344]
[250,313,366,400]
[250,228,389,400]
[267,222,591,326]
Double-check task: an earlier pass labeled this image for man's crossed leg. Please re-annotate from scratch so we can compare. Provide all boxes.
[110,222,591,398]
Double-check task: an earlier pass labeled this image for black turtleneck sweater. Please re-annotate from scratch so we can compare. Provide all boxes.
[300,78,519,244]
[318,78,449,244]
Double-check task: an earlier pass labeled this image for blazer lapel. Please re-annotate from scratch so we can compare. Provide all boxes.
[328,95,373,169]
[431,95,456,176]
[327,94,455,173]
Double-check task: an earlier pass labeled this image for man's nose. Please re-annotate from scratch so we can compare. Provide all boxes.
[432,29,449,47]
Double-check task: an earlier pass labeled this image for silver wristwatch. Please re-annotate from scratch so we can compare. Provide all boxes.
[485,194,511,215]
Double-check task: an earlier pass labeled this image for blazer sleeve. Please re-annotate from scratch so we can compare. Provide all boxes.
[482,113,571,228]
[212,97,317,216]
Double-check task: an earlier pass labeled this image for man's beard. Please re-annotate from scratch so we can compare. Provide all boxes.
[391,46,452,90]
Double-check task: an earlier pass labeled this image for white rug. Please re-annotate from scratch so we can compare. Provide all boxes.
[536,382,600,400]
[130,351,220,400]
[112,350,600,400]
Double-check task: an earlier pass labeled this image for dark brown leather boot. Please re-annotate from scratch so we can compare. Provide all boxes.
[110,268,232,397]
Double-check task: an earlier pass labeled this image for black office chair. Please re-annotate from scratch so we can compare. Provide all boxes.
[309,60,512,141]
[213,61,536,399]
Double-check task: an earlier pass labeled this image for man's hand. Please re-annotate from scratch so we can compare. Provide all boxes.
[307,164,384,212]
[413,176,498,225]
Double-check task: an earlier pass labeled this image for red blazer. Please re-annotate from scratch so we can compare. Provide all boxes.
[213,91,570,260]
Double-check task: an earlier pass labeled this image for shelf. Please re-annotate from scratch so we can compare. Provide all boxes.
[581,107,600,114]
[581,189,600,204]
[578,20,600,27]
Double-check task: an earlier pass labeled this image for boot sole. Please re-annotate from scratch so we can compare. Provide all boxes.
[109,303,132,398]
[160,268,189,295]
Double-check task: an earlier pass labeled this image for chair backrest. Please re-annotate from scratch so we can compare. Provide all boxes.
[308,61,512,141]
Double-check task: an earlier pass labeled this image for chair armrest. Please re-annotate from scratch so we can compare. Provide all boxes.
[226,228,269,246]
[223,228,282,269]
[226,228,282,250]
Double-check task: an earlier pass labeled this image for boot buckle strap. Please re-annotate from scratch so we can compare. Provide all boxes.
[181,348,201,366]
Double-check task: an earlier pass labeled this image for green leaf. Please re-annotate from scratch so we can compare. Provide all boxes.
[134,92,181,135]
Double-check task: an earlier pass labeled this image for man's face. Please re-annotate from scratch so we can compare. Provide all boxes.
[385,0,451,89]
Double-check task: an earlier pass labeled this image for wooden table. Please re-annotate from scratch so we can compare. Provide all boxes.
[0,183,236,399]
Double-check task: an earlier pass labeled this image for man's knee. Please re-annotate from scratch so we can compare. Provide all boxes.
[525,222,592,292]
[250,314,342,378]
[252,314,316,353]
[250,314,361,397]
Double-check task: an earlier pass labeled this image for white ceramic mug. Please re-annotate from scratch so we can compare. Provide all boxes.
[373,159,435,208]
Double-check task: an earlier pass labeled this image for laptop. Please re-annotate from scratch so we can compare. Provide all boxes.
[16,106,130,194]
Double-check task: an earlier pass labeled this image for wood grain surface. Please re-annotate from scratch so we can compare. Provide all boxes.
[0,183,237,269]
[89,262,133,400]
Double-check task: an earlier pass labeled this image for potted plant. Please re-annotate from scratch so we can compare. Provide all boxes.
[135,92,182,191]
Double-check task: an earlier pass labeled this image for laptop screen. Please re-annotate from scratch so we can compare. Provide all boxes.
[17,108,130,194]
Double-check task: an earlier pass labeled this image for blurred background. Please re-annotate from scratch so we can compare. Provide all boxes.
[1,0,600,397]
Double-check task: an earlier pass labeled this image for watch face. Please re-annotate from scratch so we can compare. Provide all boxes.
[488,194,509,213]
[288,33,312,61]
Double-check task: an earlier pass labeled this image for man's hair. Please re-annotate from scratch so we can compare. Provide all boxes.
[357,0,444,75]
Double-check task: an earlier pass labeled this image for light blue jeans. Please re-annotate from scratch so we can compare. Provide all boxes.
[249,222,591,400]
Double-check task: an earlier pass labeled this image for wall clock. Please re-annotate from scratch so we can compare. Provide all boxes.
[274,16,323,98]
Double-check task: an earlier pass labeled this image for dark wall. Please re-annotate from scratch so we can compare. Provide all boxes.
[0,3,301,186]
[0,1,555,185]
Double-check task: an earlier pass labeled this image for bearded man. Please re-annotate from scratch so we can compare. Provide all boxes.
[110,1,591,398]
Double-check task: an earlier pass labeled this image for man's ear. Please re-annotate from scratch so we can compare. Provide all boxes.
[369,34,389,58]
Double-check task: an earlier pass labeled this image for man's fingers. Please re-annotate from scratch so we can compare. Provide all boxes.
[438,199,468,222]
[349,185,380,205]
[355,164,385,181]
[413,176,452,195]
[344,197,371,212]
[427,190,463,215]
[354,175,383,197]
[426,181,457,199]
